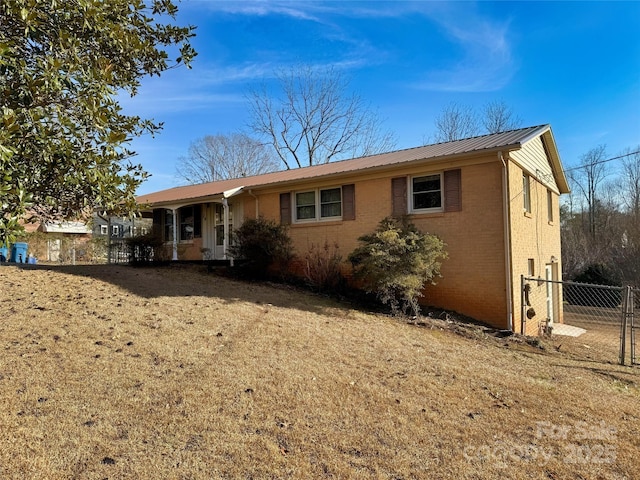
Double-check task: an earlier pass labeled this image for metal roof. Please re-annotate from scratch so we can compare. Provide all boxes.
[137,124,560,206]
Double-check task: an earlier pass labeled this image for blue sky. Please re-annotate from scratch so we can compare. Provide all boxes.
[123,1,640,195]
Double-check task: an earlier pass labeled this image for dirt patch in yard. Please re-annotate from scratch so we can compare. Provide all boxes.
[0,263,638,479]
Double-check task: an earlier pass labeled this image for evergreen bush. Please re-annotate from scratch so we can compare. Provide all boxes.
[348,216,447,316]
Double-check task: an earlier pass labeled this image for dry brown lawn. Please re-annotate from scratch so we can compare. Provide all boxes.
[0,263,638,480]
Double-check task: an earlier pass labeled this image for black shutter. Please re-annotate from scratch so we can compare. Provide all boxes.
[392,177,407,216]
[342,184,355,220]
[280,193,291,225]
[152,208,163,237]
[444,169,462,212]
[193,204,202,237]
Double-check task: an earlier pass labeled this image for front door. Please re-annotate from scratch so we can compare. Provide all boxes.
[214,203,233,259]
[545,264,555,324]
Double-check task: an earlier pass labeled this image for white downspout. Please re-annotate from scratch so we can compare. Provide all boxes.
[248,189,259,218]
[500,152,514,331]
[172,208,178,261]
[222,198,229,260]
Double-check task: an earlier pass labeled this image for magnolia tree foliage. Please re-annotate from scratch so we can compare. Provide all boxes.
[0,0,196,244]
[348,216,447,317]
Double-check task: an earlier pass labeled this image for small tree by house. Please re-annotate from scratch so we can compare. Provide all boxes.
[348,217,447,317]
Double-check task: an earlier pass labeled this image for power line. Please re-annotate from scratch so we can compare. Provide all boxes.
[564,150,640,173]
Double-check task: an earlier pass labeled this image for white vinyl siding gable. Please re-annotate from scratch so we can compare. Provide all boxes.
[510,137,560,194]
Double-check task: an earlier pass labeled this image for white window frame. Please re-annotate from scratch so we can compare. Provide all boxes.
[547,189,553,222]
[523,173,531,213]
[410,173,444,213]
[294,187,342,223]
[100,225,108,235]
[112,225,119,236]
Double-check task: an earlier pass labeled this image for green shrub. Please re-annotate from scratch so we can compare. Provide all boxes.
[348,216,447,317]
[229,217,293,279]
[303,240,345,292]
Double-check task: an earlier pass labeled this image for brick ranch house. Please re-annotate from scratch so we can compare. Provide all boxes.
[137,125,570,334]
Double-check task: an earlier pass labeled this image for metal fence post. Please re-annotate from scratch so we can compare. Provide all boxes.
[619,285,631,366]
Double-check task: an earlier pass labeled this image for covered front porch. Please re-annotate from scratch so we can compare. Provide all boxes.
[147,188,244,262]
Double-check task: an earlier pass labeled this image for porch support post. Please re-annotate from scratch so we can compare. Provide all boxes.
[172,208,178,261]
[222,198,229,260]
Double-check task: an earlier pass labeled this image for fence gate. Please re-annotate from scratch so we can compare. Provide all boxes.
[521,276,637,366]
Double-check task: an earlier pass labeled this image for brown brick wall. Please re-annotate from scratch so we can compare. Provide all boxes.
[166,152,565,333]
[508,160,563,335]
[246,158,511,328]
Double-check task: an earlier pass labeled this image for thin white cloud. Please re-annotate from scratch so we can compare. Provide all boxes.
[193,62,277,86]
[120,89,244,115]
[190,0,324,22]
[197,1,517,92]
[410,4,516,92]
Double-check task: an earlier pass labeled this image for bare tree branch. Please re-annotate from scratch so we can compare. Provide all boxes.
[482,100,522,134]
[569,145,609,240]
[619,147,640,220]
[175,133,280,184]
[247,65,397,168]
[433,102,480,142]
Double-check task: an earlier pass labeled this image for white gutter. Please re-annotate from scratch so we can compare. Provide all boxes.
[248,189,259,217]
[223,186,244,199]
[500,152,514,331]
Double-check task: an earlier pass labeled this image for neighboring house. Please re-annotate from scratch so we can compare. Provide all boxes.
[19,220,92,262]
[137,125,570,334]
[92,215,152,240]
[40,222,92,262]
[92,214,153,263]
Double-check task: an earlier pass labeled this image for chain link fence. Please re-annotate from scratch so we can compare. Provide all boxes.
[522,276,637,366]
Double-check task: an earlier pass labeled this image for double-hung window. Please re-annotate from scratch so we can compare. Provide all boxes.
[179,205,202,241]
[295,187,342,222]
[295,191,317,221]
[411,174,443,212]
